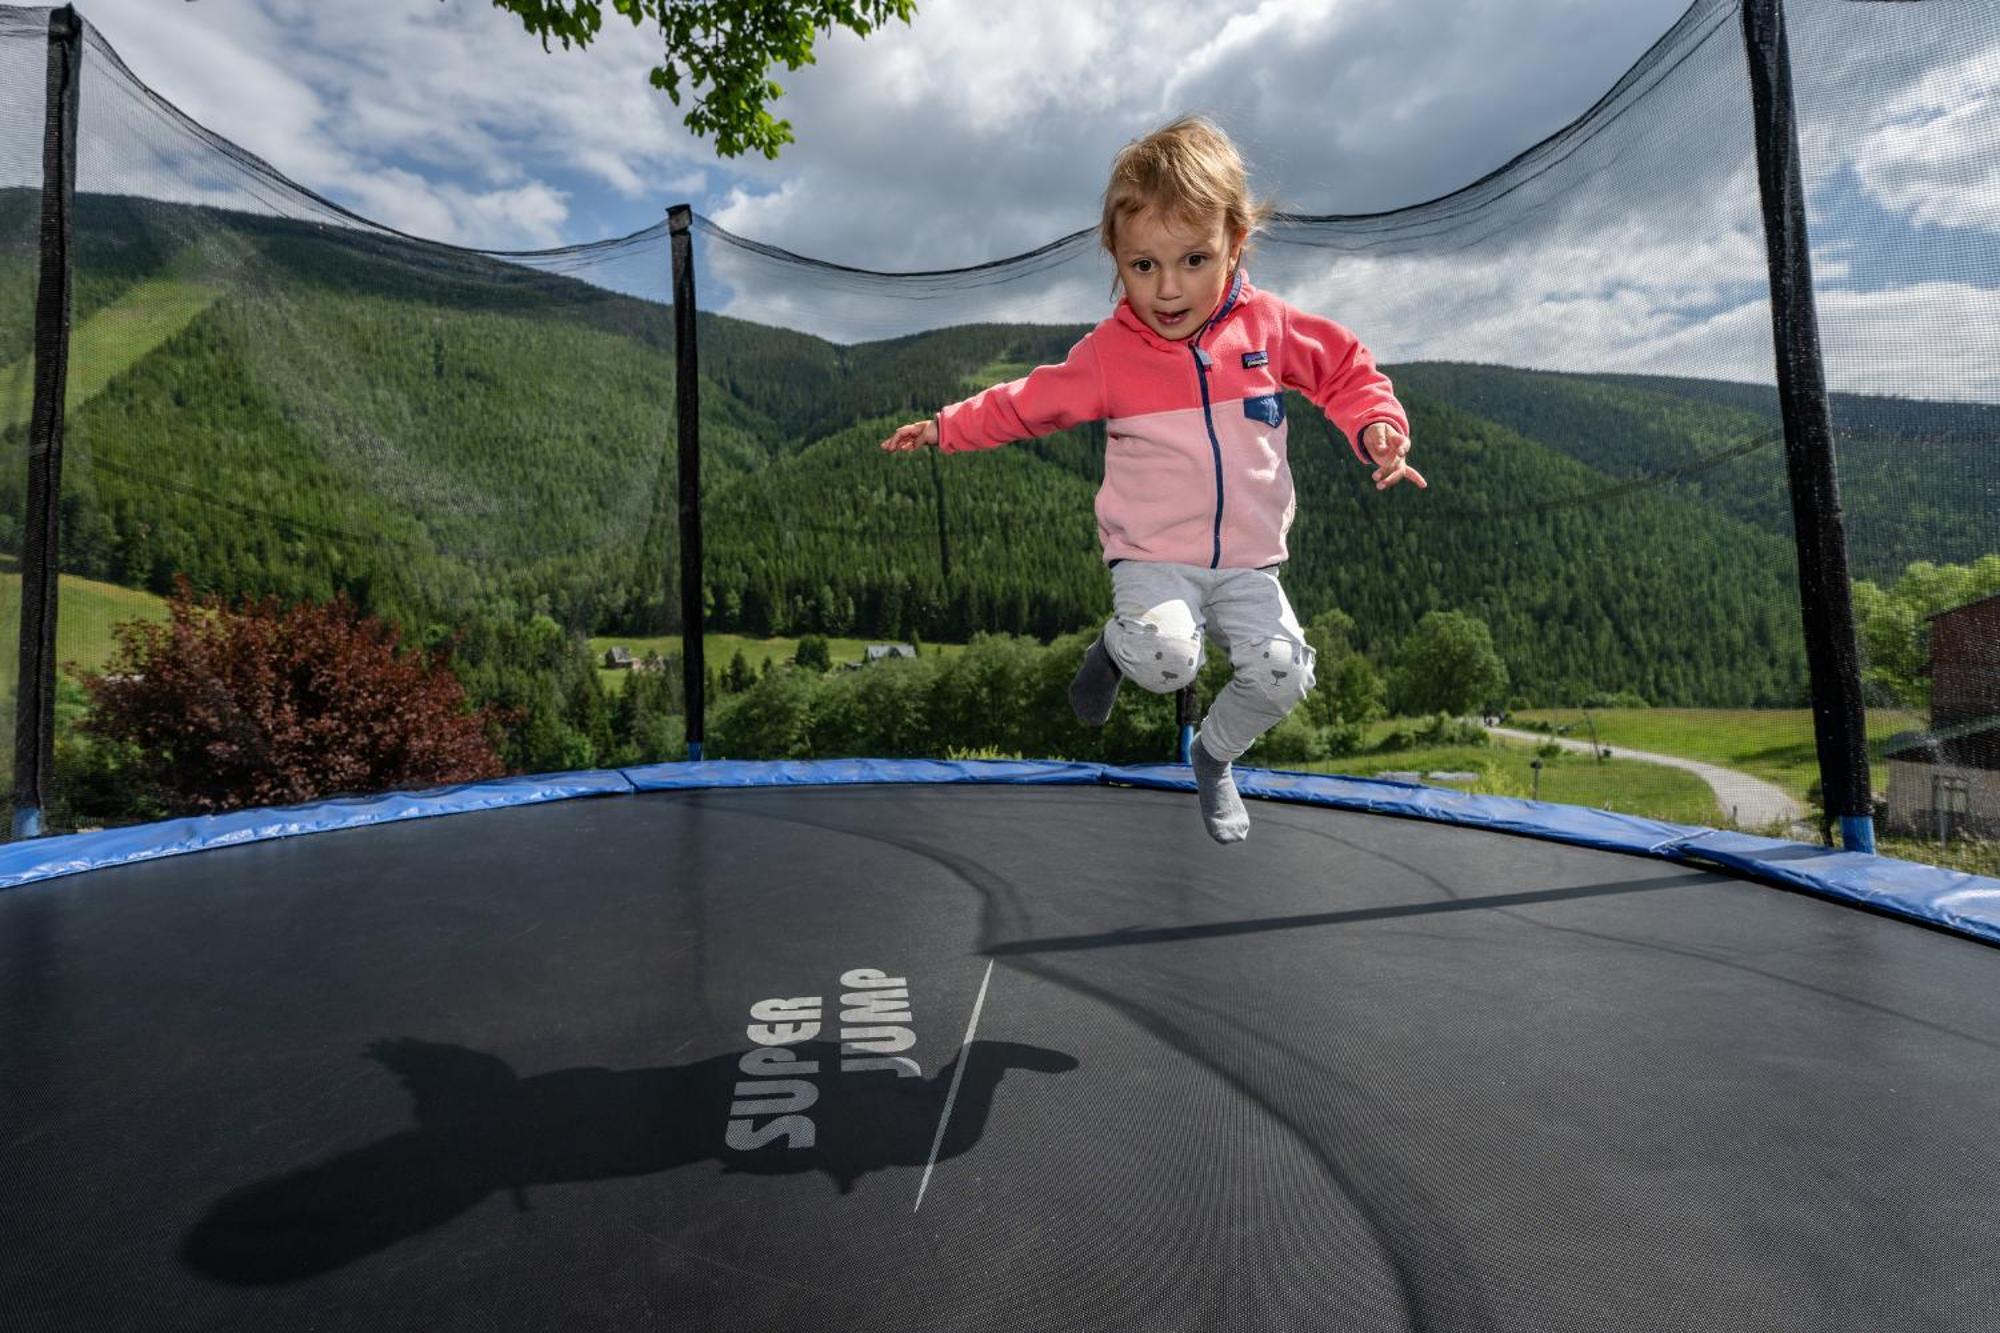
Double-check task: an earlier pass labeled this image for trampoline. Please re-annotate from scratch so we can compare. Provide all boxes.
[4,765,1999,1331]
[5,1,2000,1327]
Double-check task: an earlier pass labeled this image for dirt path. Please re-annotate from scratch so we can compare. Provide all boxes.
[1489,726,1807,833]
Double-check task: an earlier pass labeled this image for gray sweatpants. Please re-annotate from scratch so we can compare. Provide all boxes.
[1101,560,1317,763]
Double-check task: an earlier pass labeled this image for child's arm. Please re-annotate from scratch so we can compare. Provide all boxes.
[1281,305,1424,490]
[879,333,1106,455]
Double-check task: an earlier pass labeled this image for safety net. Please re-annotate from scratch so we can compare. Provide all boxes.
[0,0,1993,876]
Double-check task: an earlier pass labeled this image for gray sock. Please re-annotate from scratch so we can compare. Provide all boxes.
[1190,731,1250,844]
[1069,635,1122,726]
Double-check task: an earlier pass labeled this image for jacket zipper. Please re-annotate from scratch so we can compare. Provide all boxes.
[1191,271,1241,570]
[1193,342,1224,568]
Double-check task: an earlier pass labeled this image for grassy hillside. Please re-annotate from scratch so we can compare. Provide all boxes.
[0,277,225,430]
[1512,706,1926,800]
[1302,740,1724,827]
[0,562,172,679]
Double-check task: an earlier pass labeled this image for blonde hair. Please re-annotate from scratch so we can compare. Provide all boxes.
[1099,114,1275,296]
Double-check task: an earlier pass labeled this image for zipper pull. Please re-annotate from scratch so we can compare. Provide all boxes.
[1194,347,1213,369]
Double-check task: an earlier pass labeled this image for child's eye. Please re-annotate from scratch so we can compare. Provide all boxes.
[1131,259,1153,274]
[1187,254,1207,268]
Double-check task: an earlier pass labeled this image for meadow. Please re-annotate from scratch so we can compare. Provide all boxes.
[0,562,174,686]
[588,632,967,693]
[1511,707,1925,802]
[0,277,223,429]
[1278,740,1722,827]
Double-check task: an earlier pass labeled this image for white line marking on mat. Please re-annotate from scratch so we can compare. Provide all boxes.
[914,958,995,1213]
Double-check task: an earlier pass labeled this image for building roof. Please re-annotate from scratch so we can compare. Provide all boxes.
[1926,590,2000,623]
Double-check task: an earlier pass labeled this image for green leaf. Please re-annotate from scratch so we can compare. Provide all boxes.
[490,0,917,160]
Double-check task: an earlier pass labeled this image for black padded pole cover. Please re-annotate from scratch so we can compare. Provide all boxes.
[1740,0,1872,846]
[12,5,82,834]
[668,204,705,758]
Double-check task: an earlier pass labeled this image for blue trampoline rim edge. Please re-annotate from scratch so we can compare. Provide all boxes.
[1,757,1994,948]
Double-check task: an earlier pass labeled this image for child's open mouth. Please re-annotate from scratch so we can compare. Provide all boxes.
[1155,309,1189,328]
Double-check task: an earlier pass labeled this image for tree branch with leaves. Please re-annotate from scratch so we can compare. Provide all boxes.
[488,0,918,159]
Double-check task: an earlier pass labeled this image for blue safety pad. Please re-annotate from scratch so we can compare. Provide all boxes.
[1662,829,2000,947]
[624,757,1106,791]
[1103,763,2000,947]
[1,759,1993,949]
[1104,764,1706,855]
[0,769,633,891]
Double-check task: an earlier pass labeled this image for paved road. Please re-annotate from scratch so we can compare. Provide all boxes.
[1489,726,1807,833]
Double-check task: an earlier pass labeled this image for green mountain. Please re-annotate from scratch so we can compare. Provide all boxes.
[0,192,1987,707]
[1393,363,2000,580]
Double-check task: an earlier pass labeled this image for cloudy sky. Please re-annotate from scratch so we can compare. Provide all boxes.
[63,0,1711,259]
[15,0,1999,397]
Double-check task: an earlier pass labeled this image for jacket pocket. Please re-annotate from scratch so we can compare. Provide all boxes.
[1242,394,1284,427]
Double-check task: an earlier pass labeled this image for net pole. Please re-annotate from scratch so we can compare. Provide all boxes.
[668,205,706,761]
[12,5,83,840]
[1740,0,1874,853]
[1176,686,1197,764]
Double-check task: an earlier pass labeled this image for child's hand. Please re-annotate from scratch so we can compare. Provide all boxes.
[880,419,939,453]
[1363,422,1426,491]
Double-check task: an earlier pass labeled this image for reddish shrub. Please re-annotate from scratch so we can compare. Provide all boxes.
[75,577,507,813]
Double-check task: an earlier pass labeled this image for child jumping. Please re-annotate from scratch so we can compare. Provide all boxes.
[880,114,1425,844]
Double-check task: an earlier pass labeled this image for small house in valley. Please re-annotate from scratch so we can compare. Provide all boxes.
[861,643,917,665]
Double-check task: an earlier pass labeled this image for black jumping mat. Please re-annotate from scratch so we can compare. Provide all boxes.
[3,784,1997,1330]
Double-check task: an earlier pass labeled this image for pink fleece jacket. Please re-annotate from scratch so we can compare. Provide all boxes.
[935,270,1407,569]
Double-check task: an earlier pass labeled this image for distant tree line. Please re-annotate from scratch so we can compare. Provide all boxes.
[1852,555,2000,709]
[51,576,1523,821]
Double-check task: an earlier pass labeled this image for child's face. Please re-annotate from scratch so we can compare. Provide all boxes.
[1114,208,1243,342]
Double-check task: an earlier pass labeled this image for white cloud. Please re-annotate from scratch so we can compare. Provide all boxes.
[1816,281,2000,401]
[1252,181,1776,385]
[710,0,1699,271]
[1,20,50,189]
[1846,43,2000,234]
[72,0,710,249]
[342,170,574,250]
